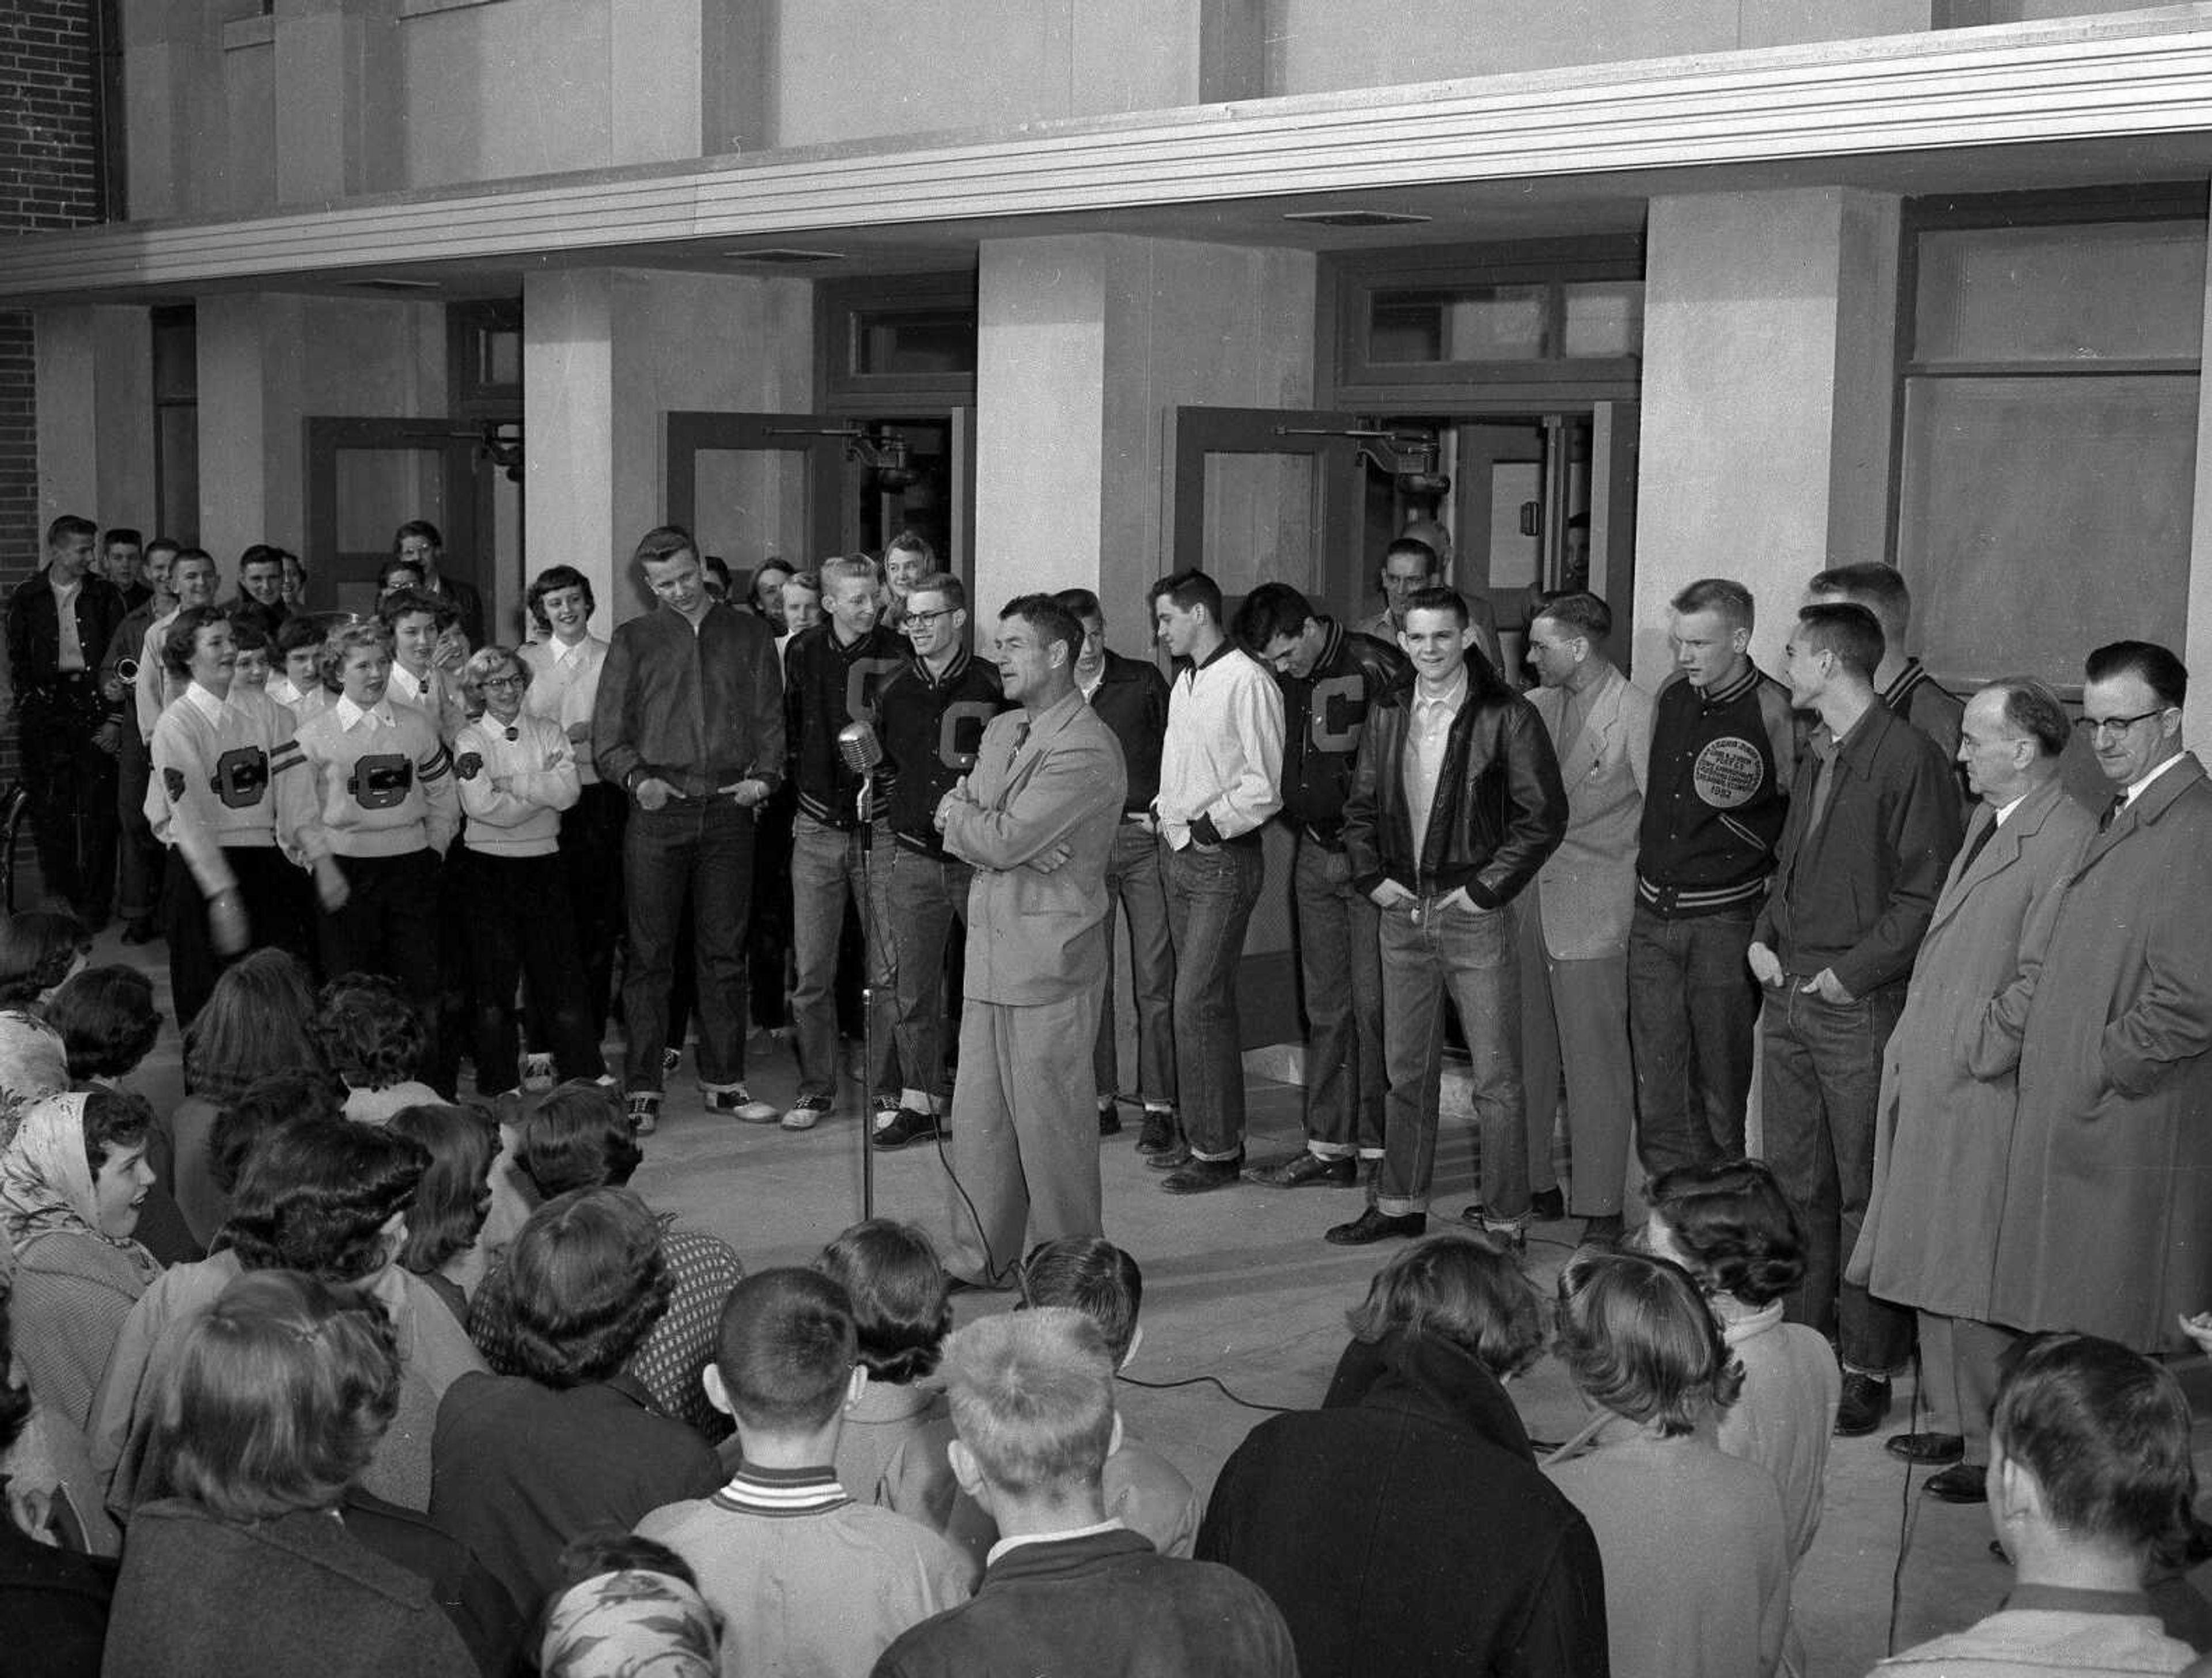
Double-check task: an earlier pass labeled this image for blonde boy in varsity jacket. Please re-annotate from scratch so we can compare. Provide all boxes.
[145,604,310,1024]
[279,620,457,1039]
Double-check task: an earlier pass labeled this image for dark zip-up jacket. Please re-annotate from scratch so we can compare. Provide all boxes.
[1343,665,1566,910]
[6,568,127,721]
[1084,650,1169,816]
[1753,699,1962,998]
[590,600,783,802]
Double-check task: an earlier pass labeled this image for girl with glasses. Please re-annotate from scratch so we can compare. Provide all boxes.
[452,647,605,1096]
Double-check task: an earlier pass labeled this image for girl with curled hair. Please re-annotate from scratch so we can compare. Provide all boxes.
[1545,1251,1791,1678]
[41,965,160,1085]
[383,1103,499,1327]
[473,1082,741,1440]
[449,645,603,1095]
[1646,1159,1841,1589]
[518,565,622,1062]
[314,973,440,1124]
[168,949,329,1248]
[816,1219,952,1498]
[105,1270,476,1678]
[430,1187,721,1615]
[0,912,82,1149]
[89,1118,486,1516]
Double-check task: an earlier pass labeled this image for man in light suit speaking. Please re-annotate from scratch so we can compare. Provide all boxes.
[934,593,1127,1289]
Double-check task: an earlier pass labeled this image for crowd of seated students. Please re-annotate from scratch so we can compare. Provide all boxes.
[0,906,2199,1677]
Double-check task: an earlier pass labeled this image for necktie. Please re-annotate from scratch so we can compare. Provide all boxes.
[1956,816,1995,876]
[2099,793,2126,833]
[1013,721,1031,753]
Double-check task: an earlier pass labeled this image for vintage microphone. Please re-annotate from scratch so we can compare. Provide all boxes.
[838,719,884,1219]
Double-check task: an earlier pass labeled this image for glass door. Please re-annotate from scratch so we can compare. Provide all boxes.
[304,418,485,620]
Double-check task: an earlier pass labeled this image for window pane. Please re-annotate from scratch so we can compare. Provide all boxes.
[1561,281,1643,358]
[1914,222,2206,363]
[335,448,444,554]
[1202,451,1316,598]
[692,448,812,575]
[1368,285,1547,364]
[478,327,522,390]
[854,308,977,377]
[1898,374,2195,681]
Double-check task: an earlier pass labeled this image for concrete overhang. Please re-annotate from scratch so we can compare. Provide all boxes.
[4,4,2212,305]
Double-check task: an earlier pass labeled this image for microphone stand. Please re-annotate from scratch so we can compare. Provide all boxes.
[855,768,877,1221]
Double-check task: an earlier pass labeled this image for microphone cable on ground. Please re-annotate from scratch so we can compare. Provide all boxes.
[1886,1346,1930,1658]
[1115,1370,1298,1414]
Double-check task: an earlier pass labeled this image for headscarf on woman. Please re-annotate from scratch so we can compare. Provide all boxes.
[539,1567,719,1678]
[0,1090,161,1285]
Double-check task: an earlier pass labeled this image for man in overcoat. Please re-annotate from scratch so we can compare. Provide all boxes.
[1992,641,2212,1359]
[1849,679,2092,1503]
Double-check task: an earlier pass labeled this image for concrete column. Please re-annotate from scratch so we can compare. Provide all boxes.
[974,232,1315,635]
[34,306,156,533]
[193,295,272,570]
[524,271,618,622]
[974,232,1317,1055]
[1633,187,1902,675]
[2181,180,2212,747]
[528,268,813,627]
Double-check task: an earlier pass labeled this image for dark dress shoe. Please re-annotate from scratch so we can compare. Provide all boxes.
[1160,1153,1244,1195]
[1885,1431,1965,1466]
[1135,1112,1176,1154]
[1529,1187,1566,1221]
[1324,1206,1427,1246]
[1246,1152,1355,1188]
[1097,1104,1122,1137]
[1146,1143,1193,1171]
[1926,1464,1987,1505]
[1835,1372,1892,1437]
[870,1108,941,1150]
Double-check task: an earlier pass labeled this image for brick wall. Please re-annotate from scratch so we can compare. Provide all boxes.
[0,1,103,847]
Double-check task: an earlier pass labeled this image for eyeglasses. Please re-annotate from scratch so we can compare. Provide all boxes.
[2075,706,2173,741]
[902,608,958,632]
[480,675,525,691]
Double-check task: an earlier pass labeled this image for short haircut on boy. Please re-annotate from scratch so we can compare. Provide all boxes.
[816,1220,950,1385]
[1021,1237,1142,1367]
[1991,1332,2196,1555]
[940,1308,1115,1499]
[714,1268,857,1434]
